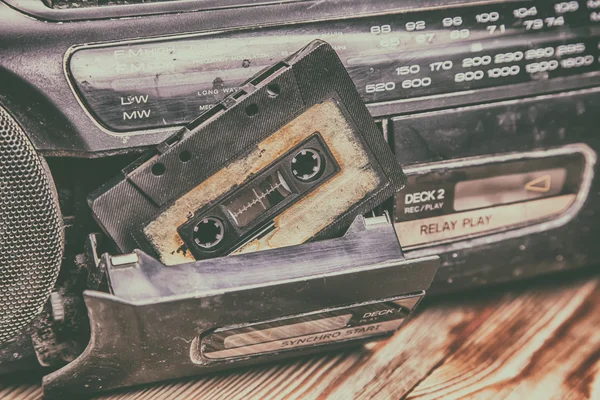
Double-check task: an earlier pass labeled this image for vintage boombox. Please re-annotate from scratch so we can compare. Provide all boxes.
[0,0,599,397]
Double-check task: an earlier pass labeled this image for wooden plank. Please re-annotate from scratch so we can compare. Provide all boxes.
[1,275,599,400]
[405,280,600,400]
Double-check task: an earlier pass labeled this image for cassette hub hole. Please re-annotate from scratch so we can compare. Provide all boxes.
[245,104,259,117]
[193,217,225,249]
[291,148,324,182]
[179,150,192,162]
[152,163,166,176]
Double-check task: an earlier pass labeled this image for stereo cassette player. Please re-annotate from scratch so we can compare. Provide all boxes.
[0,0,599,395]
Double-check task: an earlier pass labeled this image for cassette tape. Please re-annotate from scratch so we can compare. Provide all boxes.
[89,40,406,264]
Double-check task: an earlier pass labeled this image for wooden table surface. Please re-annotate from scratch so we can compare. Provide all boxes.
[2,270,600,400]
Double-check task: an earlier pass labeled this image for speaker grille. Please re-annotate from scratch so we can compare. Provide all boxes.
[0,106,63,344]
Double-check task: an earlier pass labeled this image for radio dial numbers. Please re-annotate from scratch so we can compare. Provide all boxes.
[525,47,555,60]
[401,77,432,89]
[365,82,396,93]
[442,16,463,27]
[513,7,538,18]
[450,29,471,40]
[554,1,580,13]
[556,43,586,56]
[494,51,524,64]
[379,37,401,48]
[487,25,506,35]
[523,16,565,30]
[462,56,492,68]
[487,65,521,78]
[415,33,436,44]
[370,25,392,35]
[526,60,559,73]
[396,65,421,75]
[361,2,596,102]
[405,21,426,32]
[69,0,600,131]
[476,12,500,23]
[560,55,594,68]
[454,70,484,83]
[429,61,453,71]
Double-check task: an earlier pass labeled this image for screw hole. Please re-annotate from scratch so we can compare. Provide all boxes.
[245,103,259,117]
[267,83,281,98]
[179,150,192,163]
[152,163,166,176]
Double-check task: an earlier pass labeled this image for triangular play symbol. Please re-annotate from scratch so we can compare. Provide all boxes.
[525,175,551,193]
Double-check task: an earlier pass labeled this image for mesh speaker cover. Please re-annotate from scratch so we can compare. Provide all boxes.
[0,106,63,344]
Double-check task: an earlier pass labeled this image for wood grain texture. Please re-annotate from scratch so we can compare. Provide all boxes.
[2,273,600,400]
